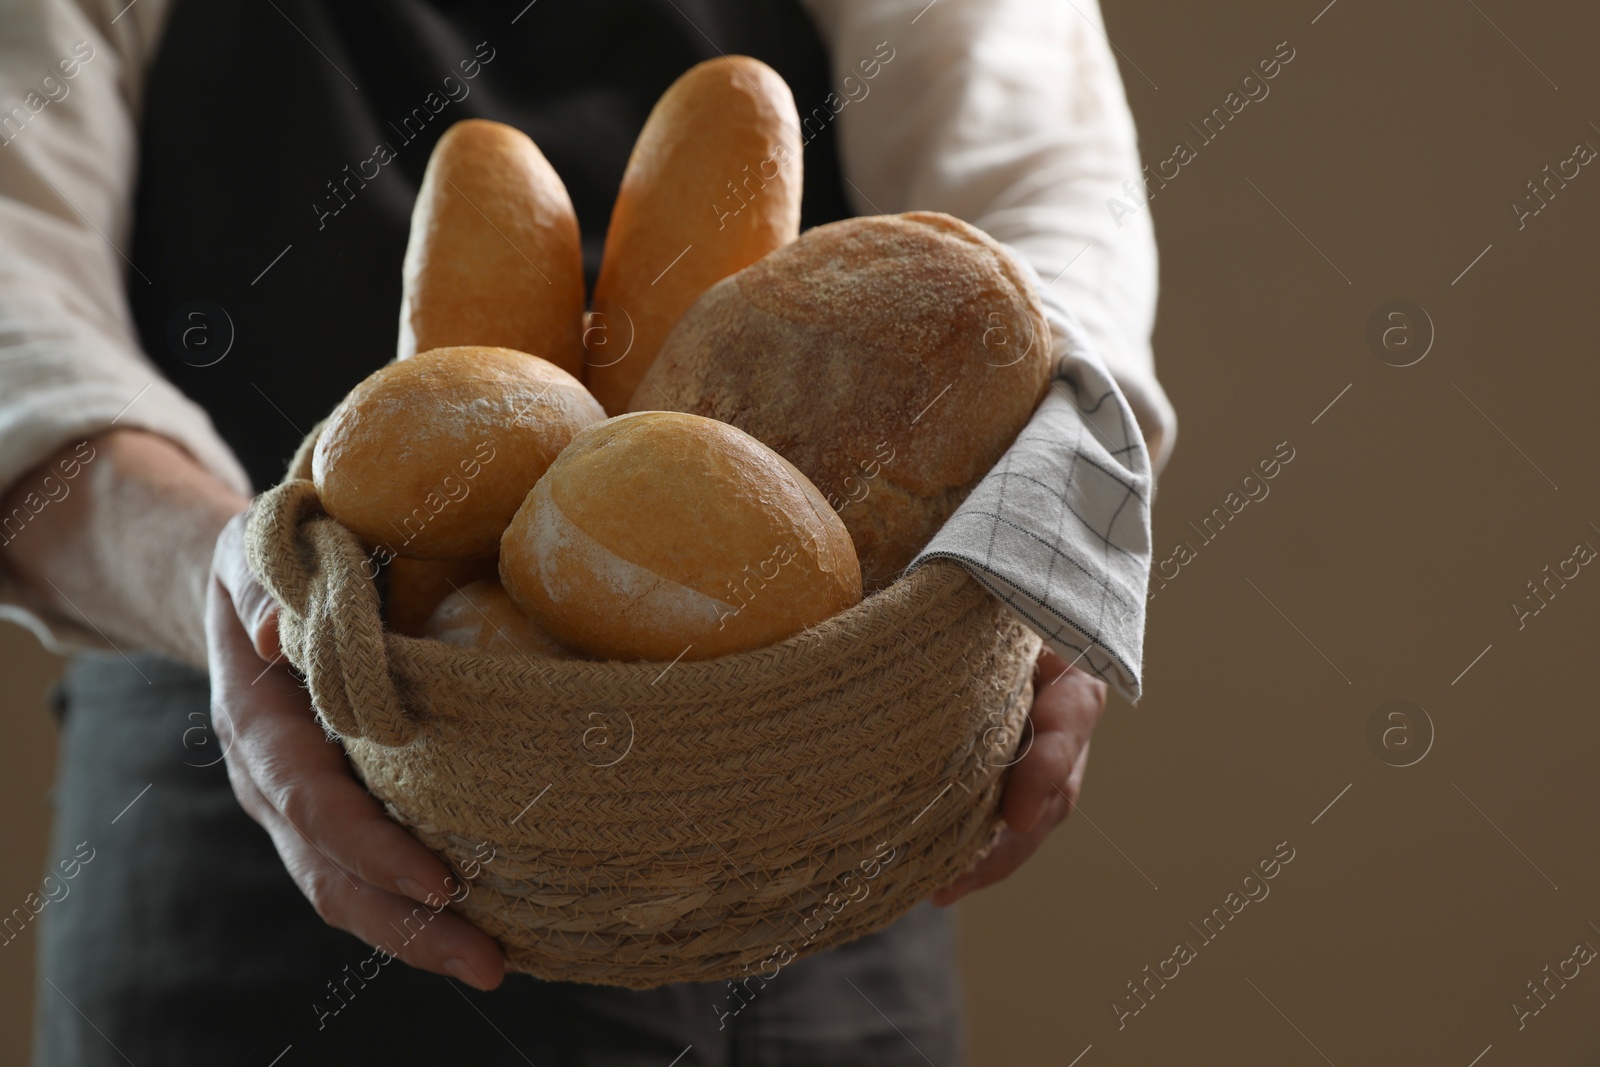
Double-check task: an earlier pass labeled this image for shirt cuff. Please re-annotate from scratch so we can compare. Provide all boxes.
[0,325,249,654]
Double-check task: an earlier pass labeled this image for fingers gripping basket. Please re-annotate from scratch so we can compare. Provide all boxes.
[246,472,1042,989]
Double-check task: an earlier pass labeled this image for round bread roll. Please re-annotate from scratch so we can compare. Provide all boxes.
[629,211,1052,589]
[398,119,586,377]
[315,346,605,561]
[499,411,860,661]
[422,578,574,658]
[585,56,802,416]
[385,556,497,637]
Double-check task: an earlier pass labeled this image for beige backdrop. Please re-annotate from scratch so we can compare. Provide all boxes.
[4,0,1599,1062]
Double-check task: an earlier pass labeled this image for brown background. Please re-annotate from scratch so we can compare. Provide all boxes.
[4,0,1599,1062]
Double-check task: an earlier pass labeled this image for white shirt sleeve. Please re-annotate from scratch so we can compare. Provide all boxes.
[0,0,250,652]
[0,0,1174,657]
[799,0,1177,476]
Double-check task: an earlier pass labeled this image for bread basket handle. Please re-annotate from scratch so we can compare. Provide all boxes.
[245,479,421,747]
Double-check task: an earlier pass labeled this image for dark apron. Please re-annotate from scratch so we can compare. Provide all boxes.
[124,0,857,491]
[34,1,965,1062]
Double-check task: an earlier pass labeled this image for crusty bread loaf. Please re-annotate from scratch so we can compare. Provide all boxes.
[585,56,802,415]
[398,120,586,377]
[422,578,575,658]
[385,556,496,636]
[629,211,1052,589]
[499,411,860,661]
[314,346,605,561]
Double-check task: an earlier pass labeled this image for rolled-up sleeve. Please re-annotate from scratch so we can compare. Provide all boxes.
[801,0,1177,477]
[0,0,250,650]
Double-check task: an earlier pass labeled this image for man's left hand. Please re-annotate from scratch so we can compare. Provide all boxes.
[930,645,1107,907]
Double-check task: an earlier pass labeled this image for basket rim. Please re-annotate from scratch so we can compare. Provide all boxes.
[252,476,994,728]
[383,547,973,678]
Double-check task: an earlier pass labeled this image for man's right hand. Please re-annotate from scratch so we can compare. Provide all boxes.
[207,509,507,991]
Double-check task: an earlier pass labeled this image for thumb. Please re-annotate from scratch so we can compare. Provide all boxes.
[212,505,282,662]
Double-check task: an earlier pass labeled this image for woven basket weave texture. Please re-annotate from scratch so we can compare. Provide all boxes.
[247,471,1041,988]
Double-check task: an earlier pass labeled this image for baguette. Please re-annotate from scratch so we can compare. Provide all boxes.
[585,57,802,414]
[398,119,586,377]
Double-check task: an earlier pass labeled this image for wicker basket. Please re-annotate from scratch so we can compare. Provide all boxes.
[246,467,1041,988]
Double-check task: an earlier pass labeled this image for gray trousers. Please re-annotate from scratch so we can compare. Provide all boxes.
[32,652,967,1065]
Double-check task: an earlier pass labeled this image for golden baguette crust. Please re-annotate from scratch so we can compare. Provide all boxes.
[630,211,1052,589]
[314,346,605,561]
[585,56,802,415]
[499,411,861,661]
[399,119,586,377]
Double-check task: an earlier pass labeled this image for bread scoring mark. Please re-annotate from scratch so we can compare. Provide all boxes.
[528,480,737,644]
[429,614,480,648]
[429,580,570,657]
[425,581,497,648]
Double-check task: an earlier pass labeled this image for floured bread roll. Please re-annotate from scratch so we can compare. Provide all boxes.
[630,211,1052,589]
[498,411,860,661]
[584,56,802,415]
[422,578,575,658]
[398,119,586,377]
[314,346,605,560]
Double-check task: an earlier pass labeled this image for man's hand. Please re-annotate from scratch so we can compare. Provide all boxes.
[0,429,248,668]
[207,509,507,990]
[931,645,1107,907]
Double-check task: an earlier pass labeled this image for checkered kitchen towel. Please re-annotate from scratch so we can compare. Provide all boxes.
[908,262,1153,703]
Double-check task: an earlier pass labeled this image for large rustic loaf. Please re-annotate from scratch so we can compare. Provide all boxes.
[631,211,1052,589]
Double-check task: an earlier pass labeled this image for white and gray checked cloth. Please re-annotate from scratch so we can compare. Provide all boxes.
[907,260,1153,704]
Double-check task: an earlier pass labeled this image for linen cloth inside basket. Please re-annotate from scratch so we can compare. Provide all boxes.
[909,257,1153,703]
